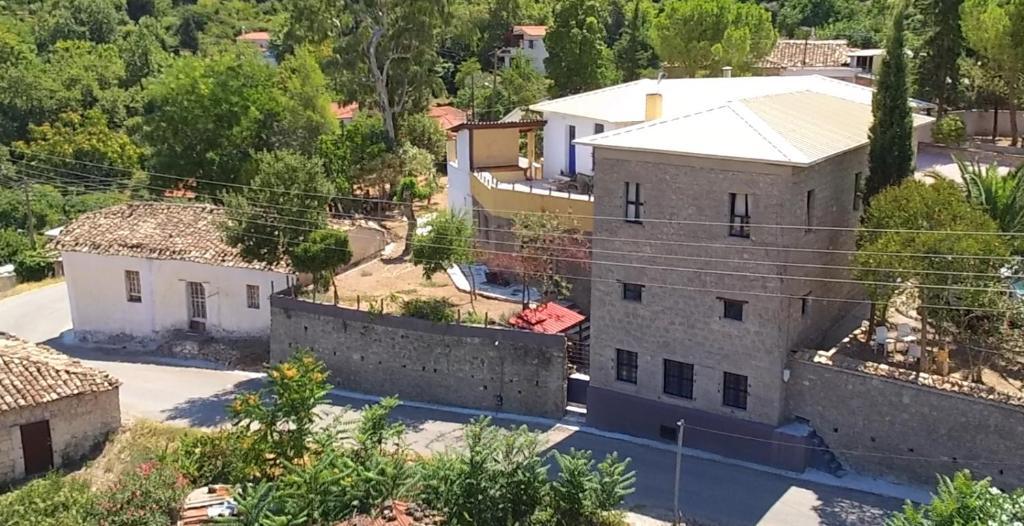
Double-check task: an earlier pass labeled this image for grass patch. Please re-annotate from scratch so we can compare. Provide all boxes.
[0,277,64,300]
[78,420,197,489]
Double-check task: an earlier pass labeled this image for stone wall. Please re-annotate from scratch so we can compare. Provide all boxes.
[270,295,568,418]
[0,389,121,484]
[787,350,1024,488]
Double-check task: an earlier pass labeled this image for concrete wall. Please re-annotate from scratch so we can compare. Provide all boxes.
[63,252,292,342]
[787,354,1024,488]
[0,389,121,483]
[543,112,626,178]
[447,129,473,215]
[345,225,389,267]
[471,128,520,168]
[469,171,595,231]
[270,296,568,418]
[953,109,1024,138]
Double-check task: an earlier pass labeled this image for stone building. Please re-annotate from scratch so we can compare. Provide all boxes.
[0,333,121,483]
[574,86,933,467]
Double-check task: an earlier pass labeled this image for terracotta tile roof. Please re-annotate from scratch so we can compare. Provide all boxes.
[757,40,853,69]
[427,105,467,131]
[53,202,291,273]
[0,333,120,412]
[237,31,270,41]
[513,25,547,37]
[509,302,586,335]
[331,102,360,120]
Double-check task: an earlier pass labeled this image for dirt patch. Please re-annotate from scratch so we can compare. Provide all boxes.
[74,420,195,489]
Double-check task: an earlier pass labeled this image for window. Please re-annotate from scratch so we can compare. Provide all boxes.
[729,193,750,238]
[853,172,863,211]
[663,359,694,399]
[616,349,638,384]
[801,293,811,317]
[723,372,749,409]
[592,123,605,169]
[625,182,643,223]
[527,39,535,49]
[622,282,643,302]
[805,189,816,230]
[719,297,745,321]
[124,270,142,303]
[246,284,260,309]
[187,281,207,332]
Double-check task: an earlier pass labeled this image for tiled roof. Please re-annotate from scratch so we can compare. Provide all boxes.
[237,31,270,41]
[0,333,120,412]
[331,102,360,120]
[509,302,586,335]
[53,202,291,273]
[757,40,853,69]
[428,105,467,131]
[513,25,546,37]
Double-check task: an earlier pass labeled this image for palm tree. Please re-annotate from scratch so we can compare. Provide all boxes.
[958,158,1024,236]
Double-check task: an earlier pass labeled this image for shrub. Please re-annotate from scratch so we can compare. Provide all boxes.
[888,470,1024,525]
[0,228,29,265]
[173,429,249,486]
[13,248,52,281]
[399,297,456,323]
[96,461,189,526]
[932,115,967,147]
[0,474,99,526]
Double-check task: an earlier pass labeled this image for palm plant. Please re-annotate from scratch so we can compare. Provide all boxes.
[958,158,1024,235]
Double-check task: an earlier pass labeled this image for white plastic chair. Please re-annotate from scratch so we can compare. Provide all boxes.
[874,326,892,354]
[897,323,918,351]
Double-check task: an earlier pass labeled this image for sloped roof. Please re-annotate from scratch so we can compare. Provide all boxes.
[53,202,291,273]
[428,105,468,131]
[509,302,586,334]
[237,31,270,41]
[757,40,853,69]
[0,333,120,412]
[513,25,546,37]
[331,102,360,120]
[575,91,933,166]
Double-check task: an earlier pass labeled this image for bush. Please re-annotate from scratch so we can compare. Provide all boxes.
[13,248,52,281]
[932,115,967,147]
[888,470,1024,525]
[96,460,189,526]
[0,228,29,265]
[400,297,456,323]
[0,474,99,526]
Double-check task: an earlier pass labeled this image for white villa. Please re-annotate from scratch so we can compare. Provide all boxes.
[497,25,548,74]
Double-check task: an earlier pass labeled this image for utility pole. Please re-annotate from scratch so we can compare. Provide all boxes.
[22,175,36,249]
[673,418,686,526]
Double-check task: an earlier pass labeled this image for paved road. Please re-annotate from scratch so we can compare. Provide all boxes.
[0,284,907,525]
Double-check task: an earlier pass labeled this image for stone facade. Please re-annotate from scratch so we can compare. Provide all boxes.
[270,295,568,418]
[787,349,1024,487]
[0,389,121,483]
[586,146,865,453]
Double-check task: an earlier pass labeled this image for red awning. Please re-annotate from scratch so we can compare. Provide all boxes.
[508,302,585,335]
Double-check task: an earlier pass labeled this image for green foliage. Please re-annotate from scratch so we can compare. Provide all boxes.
[399,112,447,163]
[96,460,189,526]
[546,0,620,96]
[777,0,847,35]
[887,470,1024,525]
[913,0,963,112]
[0,183,65,231]
[0,228,30,265]
[272,46,339,155]
[479,0,552,68]
[866,2,914,201]
[117,16,172,88]
[503,53,552,110]
[291,228,352,294]
[412,211,474,280]
[962,0,1024,144]
[0,473,99,526]
[35,0,129,50]
[537,450,635,526]
[13,248,53,282]
[651,0,776,78]
[614,0,659,82]
[399,297,456,323]
[223,150,331,267]
[63,191,129,220]
[932,115,967,146]
[960,160,1024,235]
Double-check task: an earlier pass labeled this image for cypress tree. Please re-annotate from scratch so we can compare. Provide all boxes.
[866,1,914,202]
[914,0,963,114]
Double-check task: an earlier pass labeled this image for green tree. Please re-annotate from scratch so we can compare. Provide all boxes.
[315,112,390,198]
[503,53,551,109]
[888,471,1024,525]
[411,211,473,280]
[398,112,448,164]
[777,0,846,35]
[453,58,505,119]
[0,229,30,265]
[174,7,206,54]
[546,0,619,95]
[117,16,172,88]
[272,46,339,155]
[959,160,1024,237]
[480,0,552,68]
[866,1,914,201]
[35,0,128,50]
[223,151,332,267]
[962,0,1024,146]
[913,0,963,114]
[614,0,659,81]
[290,228,352,304]
[651,0,777,78]
[0,183,65,232]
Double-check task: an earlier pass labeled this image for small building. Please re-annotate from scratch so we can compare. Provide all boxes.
[754,39,860,81]
[236,31,275,64]
[497,25,548,74]
[0,333,121,483]
[846,48,886,86]
[330,102,361,124]
[53,202,296,344]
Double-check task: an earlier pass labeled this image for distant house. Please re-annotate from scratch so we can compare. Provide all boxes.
[0,333,121,483]
[846,48,886,86]
[497,25,548,74]
[755,39,858,81]
[329,103,466,135]
[236,31,275,64]
[330,102,360,124]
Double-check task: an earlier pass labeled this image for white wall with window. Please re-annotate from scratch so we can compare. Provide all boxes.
[62,252,293,342]
[542,112,624,178]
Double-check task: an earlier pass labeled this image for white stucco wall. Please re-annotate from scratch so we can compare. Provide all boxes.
[63,252,293,341]
[543,112,626,178]
[447,128,472,215]
[524,37,547,73]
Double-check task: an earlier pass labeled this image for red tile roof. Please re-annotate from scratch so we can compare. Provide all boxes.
[0,333,120,413]
[513,25,547,37]
[428,105,467,131]
[331,102,360,120]
[508,302,585,335]
[237,31,270,42]
[757,39,853,69]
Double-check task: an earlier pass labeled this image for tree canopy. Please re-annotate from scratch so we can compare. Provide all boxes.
[545,0,620,95]
[866,1,914,201]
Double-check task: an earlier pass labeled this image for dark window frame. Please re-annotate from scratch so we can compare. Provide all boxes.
[719,297,746,321]
[246,284,261,310]
[729,193,750,238]
[625,182,643,223]
[853,172,863,211]
[125,270,142,303]
[723,371,749,410]
[622,282,644,302]
[663,359,695,399]
[616,349,638,384]
[592,123,605,169]
[805,189,815,231]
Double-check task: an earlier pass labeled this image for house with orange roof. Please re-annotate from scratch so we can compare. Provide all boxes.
[236,31,275,64]
[497,25,548,73]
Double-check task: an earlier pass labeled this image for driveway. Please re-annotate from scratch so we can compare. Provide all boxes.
[0,284,909,525]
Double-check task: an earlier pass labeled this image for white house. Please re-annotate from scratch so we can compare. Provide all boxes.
[497,25,548,74]
[53,203,295,343]
[529,75,935,179]
[237,31,276,64]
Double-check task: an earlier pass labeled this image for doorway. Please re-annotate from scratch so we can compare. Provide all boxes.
[568,125,576,174]
[20,420,53,476]
[186,281,207,332]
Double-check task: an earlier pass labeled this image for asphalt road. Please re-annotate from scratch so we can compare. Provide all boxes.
[0,283,908,525]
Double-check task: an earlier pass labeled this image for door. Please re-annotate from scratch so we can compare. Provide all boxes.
[567,125,577,175]
[591,123,605,172]
[20,420,53,476]
[186,281,207,332]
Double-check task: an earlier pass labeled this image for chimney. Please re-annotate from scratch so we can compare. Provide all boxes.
[722,66,733,78]
[645,93,663,120]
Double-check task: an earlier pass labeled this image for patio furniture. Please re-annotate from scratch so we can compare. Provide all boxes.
[874,326,893,355]
[905,343,922,366]
[897,323,917,351]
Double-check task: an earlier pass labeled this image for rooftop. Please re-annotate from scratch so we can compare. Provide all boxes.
[509,302,586,335]
[757,39,853,69]
[427,105,468,131]
[53,202,291,273]
[0,333,120,413]
[236,31,270,41]
[331,102,360,120]
[513,25,546,37]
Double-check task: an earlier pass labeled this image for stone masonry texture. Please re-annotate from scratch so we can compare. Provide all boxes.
[0,389,121,483]
[270,296,568,418]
